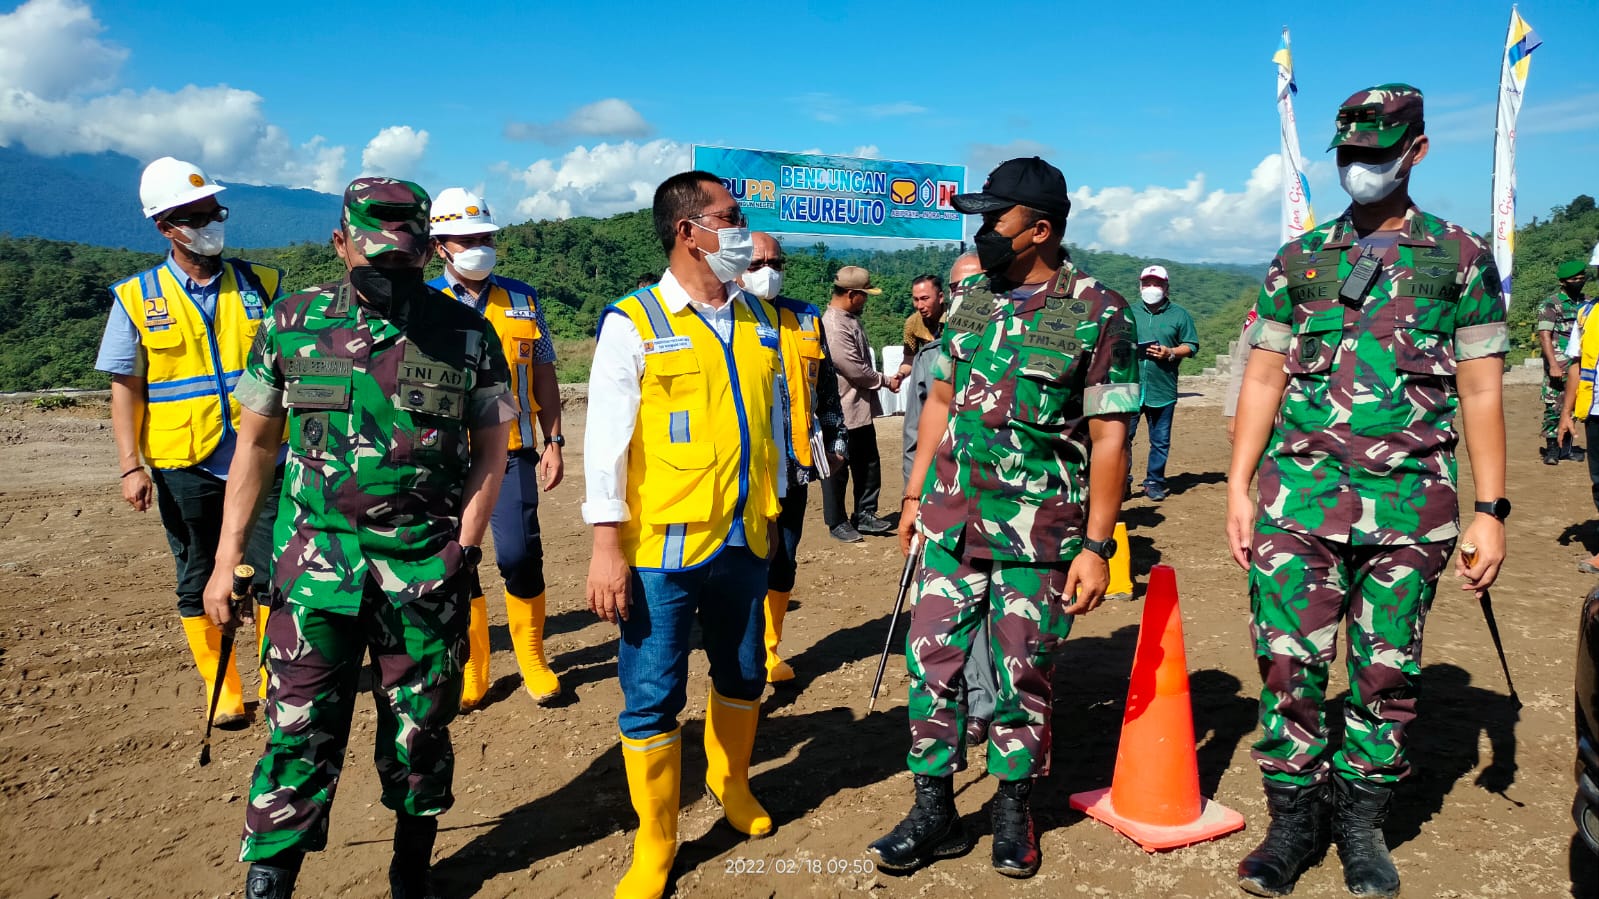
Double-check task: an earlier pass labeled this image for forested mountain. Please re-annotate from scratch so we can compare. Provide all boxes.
[0,147,339,251]
[3,198,1593,392]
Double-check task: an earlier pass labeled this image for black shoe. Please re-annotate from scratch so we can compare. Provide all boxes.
[1144,484,1169,501]
[990,778,1039,877]
[1331,777,1399,898]
[855,512,895,536]
[1236,780,1330,897]
[829,522,864,543]
[390,814,441,899]
[867,774,973,874]
[244,863,299,899]
[1544,443,1561,465]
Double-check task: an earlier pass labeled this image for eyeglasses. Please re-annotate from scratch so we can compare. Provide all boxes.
[688,207,747,228]
[164,206,229,227]
[749,258,785,272]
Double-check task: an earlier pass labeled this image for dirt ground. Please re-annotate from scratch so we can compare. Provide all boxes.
[2,380,1596,899]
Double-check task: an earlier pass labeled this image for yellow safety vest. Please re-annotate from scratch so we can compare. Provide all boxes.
[432,275,545,451]
[110,261,281,469]
[774,296,825,469]
[607,286,782,571]
[1576,301,1599,420]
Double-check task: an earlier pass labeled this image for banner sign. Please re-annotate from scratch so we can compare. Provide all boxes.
[692,146,965,241]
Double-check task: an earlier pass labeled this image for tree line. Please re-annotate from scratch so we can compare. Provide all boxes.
[3,197,1593,392]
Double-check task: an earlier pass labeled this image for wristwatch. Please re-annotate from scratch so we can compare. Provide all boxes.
[1083,536,1117,561]
[462,545,483,568]
[546,434,566,448]
[1474,498,1511,521]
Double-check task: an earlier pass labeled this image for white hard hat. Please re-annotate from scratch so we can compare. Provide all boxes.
[1139,264,1169,282]
[430,188,500,236]
[140,156,226,219]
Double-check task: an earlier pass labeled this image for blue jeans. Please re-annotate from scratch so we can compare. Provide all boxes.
[617,547,768,738]
[488,450,545,596]
[1127,403,1176,490]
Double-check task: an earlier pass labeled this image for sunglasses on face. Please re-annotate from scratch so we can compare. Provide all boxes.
[164,205,229,227]
[749,258,785,272]
[688,207,748,228]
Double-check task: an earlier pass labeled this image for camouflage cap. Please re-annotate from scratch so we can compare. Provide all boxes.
[1328,83,1424,151]
[342,177,431,257]
[1558,259,1589,280]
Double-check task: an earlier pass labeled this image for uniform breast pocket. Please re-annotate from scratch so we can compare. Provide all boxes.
[284,373,351,460]
[1393,298,1456,378]
[642,349,707,417]
[947,330,983,364]
[1286,303,1343,376]
[1011,347,1076,427]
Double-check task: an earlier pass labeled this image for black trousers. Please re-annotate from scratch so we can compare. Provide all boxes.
[768,486,808,593]
[1587,418,1599,513]
[151,465,282,617]
[822,424,881,527]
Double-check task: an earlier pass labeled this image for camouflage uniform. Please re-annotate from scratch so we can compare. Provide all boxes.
[1535,290,1582,440]
[906,263,1139,780]
[232,179,515,861]
[1247,198,1507,785]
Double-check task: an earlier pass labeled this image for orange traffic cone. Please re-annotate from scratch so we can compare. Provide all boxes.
[1068,564,1244,851]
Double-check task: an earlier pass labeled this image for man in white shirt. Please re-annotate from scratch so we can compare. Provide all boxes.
[584,171,783,899]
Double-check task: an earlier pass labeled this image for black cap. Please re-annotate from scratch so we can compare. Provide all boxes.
[952,157,1070,218]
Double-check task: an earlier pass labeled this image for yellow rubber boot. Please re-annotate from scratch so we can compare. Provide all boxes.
[704,690,772,837]
[763,590,794,683]
[255,603,271,701]
[180,615,246,724]
[616,729,681,899]
[460,595,490,710]
[506,591,561,703]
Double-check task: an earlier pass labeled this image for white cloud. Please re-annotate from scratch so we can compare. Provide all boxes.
[0,0,123,99]
[0,0,346,192]
[506,139,690,220]
[796,92,928,124]
[505,98,652,143]
[1067,155,1325,264]
[361,125,429,178]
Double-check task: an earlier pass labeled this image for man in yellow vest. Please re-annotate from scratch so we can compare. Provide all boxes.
[96,156,284,728]
[738,231,847,683]
[429,188,566,708]
[1557,262,1599,573]
[585,171,782,899]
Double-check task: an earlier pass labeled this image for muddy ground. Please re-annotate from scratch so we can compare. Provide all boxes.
[1,380,1595,898]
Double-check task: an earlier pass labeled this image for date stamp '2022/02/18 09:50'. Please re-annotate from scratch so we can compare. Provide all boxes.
[724,856,878,876]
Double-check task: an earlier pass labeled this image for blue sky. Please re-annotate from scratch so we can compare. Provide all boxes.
[2,0,1595,263]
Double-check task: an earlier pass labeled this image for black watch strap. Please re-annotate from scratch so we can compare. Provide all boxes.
[1474,498,1511,521]
[1083,537,1116,560]
[462,545,483,567]
[547,434,566,448]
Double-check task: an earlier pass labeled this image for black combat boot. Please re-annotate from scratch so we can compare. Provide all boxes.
[389,813,441,899]
[1331,777,1400,898]
[244,851,302,899]
[990,777,1040,877]
[867,773,973,873]
[1544,438,1561,465]
[1236,780,1330,896]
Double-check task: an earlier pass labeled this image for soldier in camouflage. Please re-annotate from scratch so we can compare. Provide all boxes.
[868,157,1138,879]
[202,178,515,899]
[1226,85,1508,899]
[1535,260,1589,463]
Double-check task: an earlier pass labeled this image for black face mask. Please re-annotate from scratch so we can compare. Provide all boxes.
[349,264,428,315]
[973,223,1021,290]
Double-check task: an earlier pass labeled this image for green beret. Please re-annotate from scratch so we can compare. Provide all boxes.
[1558,260,1588,280]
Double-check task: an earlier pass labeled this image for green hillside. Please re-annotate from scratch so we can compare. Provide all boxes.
[3,197,1593,392]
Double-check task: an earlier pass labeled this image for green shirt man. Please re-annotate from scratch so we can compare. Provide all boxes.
[1126,265,1197,499]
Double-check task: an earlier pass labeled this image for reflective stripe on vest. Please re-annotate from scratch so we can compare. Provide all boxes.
[608,287,780,571]
[431,276,545,451]
[110,261,277,468]
[1577,302,1599,420]
[775,299,825,468]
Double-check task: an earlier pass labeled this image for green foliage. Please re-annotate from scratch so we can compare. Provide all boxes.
[4,198,1593,391]
[32,394,78,410]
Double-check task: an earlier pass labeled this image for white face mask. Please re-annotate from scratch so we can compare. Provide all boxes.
[176,221,225,257]
[449,245,496,279]
[1338,146,1412,205]
[1140,285,1167,305]
[690,221,753,283]
[742,267,783,300]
